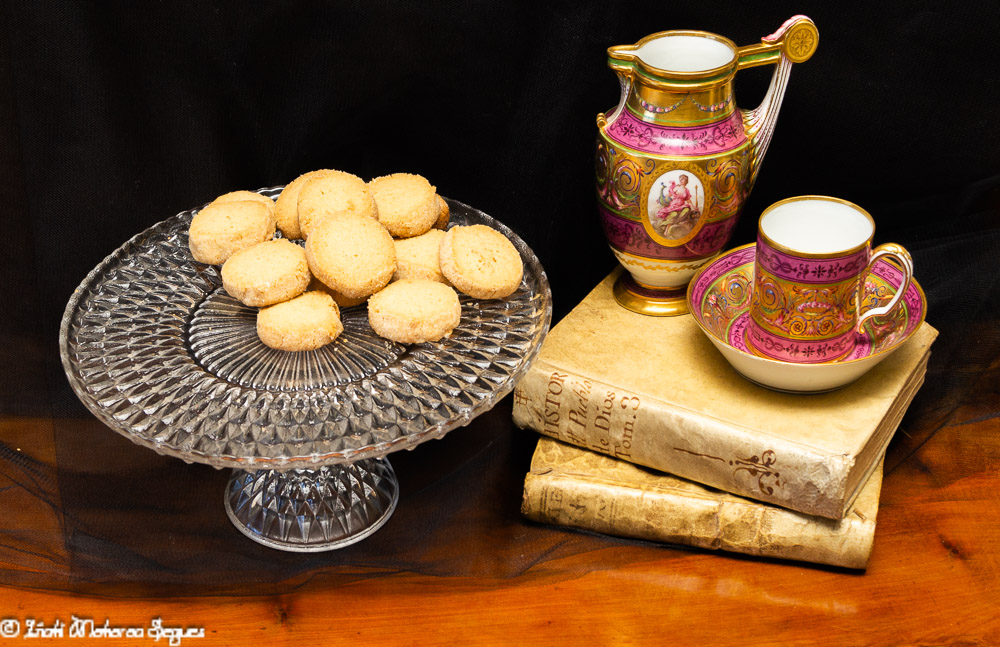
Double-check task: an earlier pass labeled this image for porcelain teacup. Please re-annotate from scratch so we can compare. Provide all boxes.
[746,196,914,363]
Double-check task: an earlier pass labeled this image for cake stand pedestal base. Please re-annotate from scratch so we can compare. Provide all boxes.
[224,458,399,552]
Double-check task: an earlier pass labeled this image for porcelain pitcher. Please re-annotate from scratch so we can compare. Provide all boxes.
[595,15,818,315]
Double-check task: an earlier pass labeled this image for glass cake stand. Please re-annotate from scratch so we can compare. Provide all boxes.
[59,188,552,552]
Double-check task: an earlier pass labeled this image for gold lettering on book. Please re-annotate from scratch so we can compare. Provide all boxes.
[531,373,641,461]
[673,447,782,495]
[615,395,639,459]
[567,376,592,432]
[543,372,567,438]
[595,391,614,433]
[577,389,639,460]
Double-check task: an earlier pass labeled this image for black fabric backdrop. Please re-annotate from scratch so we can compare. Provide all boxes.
[0,1,998,594]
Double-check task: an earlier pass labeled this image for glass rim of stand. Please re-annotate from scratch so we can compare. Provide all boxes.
[60,189,552,471]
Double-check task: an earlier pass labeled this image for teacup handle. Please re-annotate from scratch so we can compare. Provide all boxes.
[855,243,914,333]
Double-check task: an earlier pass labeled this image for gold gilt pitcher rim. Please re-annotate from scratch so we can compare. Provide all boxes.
[608,30,740,88]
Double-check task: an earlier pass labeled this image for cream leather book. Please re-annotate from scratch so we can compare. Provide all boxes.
[522,437,883,569]
[512,270,936,519]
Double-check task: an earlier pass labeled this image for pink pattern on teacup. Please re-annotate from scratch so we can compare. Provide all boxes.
[750,270,857,342]
[756,236,869,283]
[694,251,918,368]
[745,323,857,363]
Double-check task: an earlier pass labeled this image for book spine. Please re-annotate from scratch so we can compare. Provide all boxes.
[521,468,874,569]
[512,361,852,518]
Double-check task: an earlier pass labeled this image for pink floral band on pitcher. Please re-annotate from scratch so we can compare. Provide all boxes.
[605,110,748,156]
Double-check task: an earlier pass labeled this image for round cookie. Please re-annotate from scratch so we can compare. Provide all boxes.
[274,169,331,240]
[305,214,396,299]
[433,194,450,230]
[221,238,310,307]
[369,173,438,238]
[210,190,277,225]
[188,200,275,265]
[297,170,378,239]
[393,228,449,284]
[308,276,369,308]
[367,279,461,344]
[439,224,523,299]
[256,291,343,352]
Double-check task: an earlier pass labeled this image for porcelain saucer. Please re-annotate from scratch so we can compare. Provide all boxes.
[686,244,927,393]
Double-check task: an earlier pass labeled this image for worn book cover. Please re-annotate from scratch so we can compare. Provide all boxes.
[512,270,936,519]
[522,437,883,569]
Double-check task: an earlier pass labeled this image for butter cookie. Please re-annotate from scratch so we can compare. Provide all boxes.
[297,170,378,239]
[305,214,396,299]
[367,279,461,344]
[369,173,438,238]
[256,291,343,351]
[188,200,275,265]
[274,170,330,240]
[433,194,450,230]
[439,224,523,299]
[221,238,310,307]
[393,228,449,284]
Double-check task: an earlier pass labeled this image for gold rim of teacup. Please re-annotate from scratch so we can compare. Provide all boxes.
[685,243,928,367]
[757,195,876,260]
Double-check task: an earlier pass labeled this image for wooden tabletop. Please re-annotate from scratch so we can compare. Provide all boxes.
[1,343,998,647]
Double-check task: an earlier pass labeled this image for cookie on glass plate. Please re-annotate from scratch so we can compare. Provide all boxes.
[305,214,396,300]
[439,224,523,299]
[297,170,378,239]
[367,279,461,344]
[369,173,438,238]
[393,228,449,284]
[210,190,277,225]
[433,194,450,230]
[307,276,369,308]
[221,238,310,307]
[274,169,330,240]
[256,291,343,352]
[188,200,275,265]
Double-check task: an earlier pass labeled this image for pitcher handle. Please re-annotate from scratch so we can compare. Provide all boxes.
[856,243,915,334]
[736,15,819,69]
[738,16,818,188]
[597,67,632,130]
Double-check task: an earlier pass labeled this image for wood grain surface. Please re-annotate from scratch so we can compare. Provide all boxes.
[1,368,998,646]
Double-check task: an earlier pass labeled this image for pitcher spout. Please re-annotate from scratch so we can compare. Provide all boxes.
[601,30,743,132]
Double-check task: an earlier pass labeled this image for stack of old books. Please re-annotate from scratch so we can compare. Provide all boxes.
[513,270,937,569]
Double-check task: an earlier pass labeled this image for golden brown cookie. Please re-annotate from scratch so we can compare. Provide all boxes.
[274,169,332,240]
[433,194,450,230]
[256,291,343,351]
[188,200,275,265]
[439,224,523,299]
[369,173,438,238]
[307,276,369,308]
[297,170,378,239]
[221,238,310,307]
[305,214,396,299]
[392,228,449,284]
[210,190,277,225]
[367,279,461,344]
